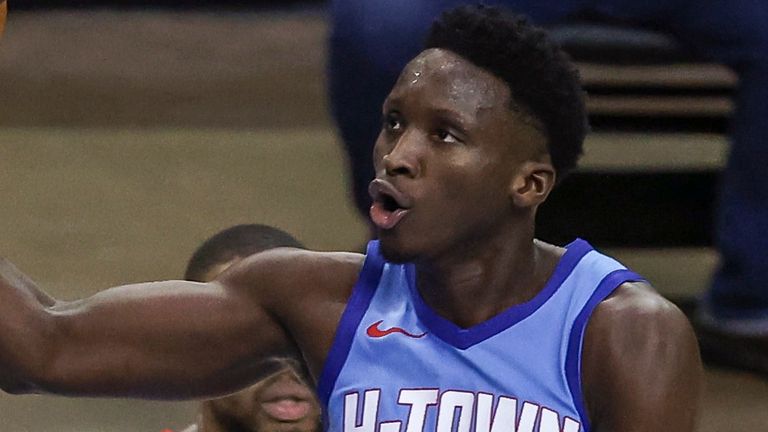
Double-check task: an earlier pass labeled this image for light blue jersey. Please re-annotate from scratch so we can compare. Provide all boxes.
[318,239,643,432]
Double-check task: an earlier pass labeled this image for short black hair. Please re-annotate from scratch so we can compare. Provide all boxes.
[184,224,304,282]
[424,5,588,181]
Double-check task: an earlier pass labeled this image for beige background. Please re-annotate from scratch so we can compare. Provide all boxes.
[0,9,766,431]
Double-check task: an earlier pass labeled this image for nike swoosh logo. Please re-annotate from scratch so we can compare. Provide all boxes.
[366,320,426,339]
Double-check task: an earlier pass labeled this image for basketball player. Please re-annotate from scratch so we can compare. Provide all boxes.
[329,0,768,374]
[177,224,320,432]
[0,6,701,431]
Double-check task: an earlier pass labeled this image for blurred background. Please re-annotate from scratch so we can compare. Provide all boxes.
[0,1,766,431]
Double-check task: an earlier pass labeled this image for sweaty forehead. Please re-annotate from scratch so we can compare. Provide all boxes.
[390,48,511,113]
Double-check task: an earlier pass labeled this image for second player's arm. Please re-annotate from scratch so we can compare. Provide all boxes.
[0,248,360,400]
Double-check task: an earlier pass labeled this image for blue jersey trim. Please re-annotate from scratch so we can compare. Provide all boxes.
[317,241,385,411]
[406,238,594,350]
[564,269,645,431]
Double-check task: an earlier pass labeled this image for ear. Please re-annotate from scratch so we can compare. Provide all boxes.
[508,160,556,208]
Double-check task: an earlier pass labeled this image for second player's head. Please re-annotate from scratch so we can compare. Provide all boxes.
[184,224,320,432]
[184,224,304,282]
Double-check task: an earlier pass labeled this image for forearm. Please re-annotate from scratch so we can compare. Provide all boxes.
[42,283,258,398]
[0,250,314,400]
[1,276,292,399]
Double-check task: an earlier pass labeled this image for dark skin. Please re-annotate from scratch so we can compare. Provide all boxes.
[187,257,321,432]
[196,360,320,432]
[0,48,701,430]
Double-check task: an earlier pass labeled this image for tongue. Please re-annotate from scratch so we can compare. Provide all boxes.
[261,399,312,422]
[370,201,408,229]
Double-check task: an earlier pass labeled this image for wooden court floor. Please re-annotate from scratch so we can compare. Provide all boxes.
[0,10,766,431]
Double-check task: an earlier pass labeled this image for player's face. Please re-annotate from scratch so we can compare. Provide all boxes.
[207,364,321,432]
[371,48,543,262]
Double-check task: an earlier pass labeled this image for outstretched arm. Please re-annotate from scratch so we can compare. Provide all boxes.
[0,248,360,400]
[582,282,702,432]
[0,256,294,399]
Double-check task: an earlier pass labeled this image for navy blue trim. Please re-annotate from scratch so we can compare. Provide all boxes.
[316,241,385,414]
[407,239,594,350]
[564,269,645,431]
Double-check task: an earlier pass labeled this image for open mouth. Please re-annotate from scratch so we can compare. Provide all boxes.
[379,192,402,212]
[257,372,316,422]
[260,399,313,422]
[368,179,411,230]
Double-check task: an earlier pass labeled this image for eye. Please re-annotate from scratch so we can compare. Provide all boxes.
[435,128,461,144]
[383,112,403,133]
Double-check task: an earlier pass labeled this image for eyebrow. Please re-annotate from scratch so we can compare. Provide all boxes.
[383,96,473,124]
[430,106,472,125]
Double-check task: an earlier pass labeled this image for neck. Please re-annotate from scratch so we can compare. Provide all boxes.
[414,221,559,328]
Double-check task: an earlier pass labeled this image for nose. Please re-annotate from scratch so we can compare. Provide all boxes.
[382,131,422,178]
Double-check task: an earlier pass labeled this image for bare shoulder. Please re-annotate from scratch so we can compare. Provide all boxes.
[590,281,693,341]
[582,281,702,431]
[584,281,700,383]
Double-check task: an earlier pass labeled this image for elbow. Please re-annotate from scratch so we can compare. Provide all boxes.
[3,309,62,394]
